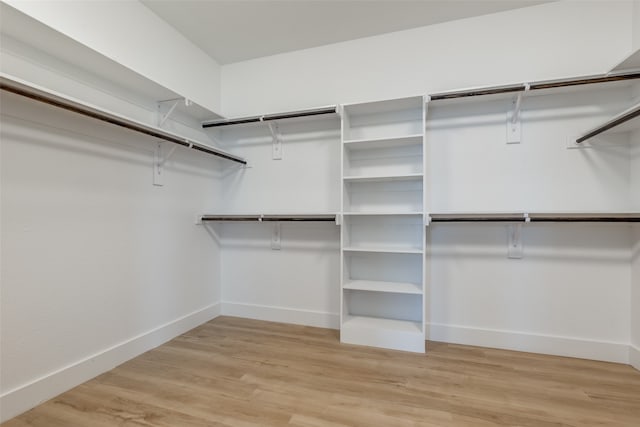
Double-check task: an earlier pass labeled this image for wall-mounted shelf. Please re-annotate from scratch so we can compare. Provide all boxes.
[200,214,338,223]
[0,73,247,165]
[429,71,640,105]
[201,106,338,128]
[428,212,640,223]
[610,48,640,73]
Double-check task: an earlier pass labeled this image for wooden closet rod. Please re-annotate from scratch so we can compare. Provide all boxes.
[0,78,247,165]
[202,106,338,128]
[429,71,640,101]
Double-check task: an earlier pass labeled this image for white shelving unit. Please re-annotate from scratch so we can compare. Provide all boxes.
[340,96,426,353]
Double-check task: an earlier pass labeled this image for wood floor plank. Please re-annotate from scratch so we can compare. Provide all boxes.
[4,316,640,426]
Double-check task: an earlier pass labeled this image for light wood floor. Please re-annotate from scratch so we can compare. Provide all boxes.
[4,316,640,427]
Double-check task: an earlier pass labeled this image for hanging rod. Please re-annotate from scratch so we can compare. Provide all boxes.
[429,71,640,101]
[576,102,640,143]
[201,214,337,222]
[201,106,338,128]
[0,74,247,165]
[429,212,640,223]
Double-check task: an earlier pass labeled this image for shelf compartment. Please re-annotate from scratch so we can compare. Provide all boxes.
[343,141,423,179]
[343,280,422,294]
[343,173,423,183]
[343,252,422,287]
[343,214,424,251]
[343,134,423,150]
[343,180,423,213]
[341,315,424,353]
[343,96,424,141]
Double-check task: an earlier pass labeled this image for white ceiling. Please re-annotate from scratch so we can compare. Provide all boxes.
[142,0,553,65]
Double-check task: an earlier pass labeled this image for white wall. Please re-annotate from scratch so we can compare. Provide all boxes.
[633,0,640,50]
[216,1,637,364]
[429,223,631,362]
[221,1,632,117]
[630,131,640,370]
[3,0,223,114]
[0,89,223,422]
[214,119,341,327]
[426,88,633,213]
[632,226,640,370]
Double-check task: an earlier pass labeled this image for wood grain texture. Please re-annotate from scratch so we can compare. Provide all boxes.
[4,316,640,426]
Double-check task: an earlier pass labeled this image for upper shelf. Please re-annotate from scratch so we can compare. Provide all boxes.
[610,48,640,73]
[0,4,223,123]
[342,96,424,117]
[343,134,423,150]
[0,73,246,165]
[201,106,338,129]
[429,71,640,105]
[200,213,338,223]
[429,212,640,223]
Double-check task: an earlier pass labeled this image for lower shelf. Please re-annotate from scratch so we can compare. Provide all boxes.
[343,279,422,294]
[341,315,424,353]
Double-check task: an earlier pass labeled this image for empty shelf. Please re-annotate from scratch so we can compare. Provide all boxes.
[343,212,424,216]
[342,315,422,334]
[343,173,423,183]
[343,134,423,150]
[343,280,422,294]
[343,247,423,254]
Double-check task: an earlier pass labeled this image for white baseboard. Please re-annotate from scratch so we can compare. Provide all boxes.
[630,345,640,371]
[0,303,221,423]
[428,323,629,364]
[222,302,339,329]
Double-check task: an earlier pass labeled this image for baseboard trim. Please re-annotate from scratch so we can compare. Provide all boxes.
[428,323,629,364]
[222,302,339,329]
[0,302,221,423]
[630,345,640,371]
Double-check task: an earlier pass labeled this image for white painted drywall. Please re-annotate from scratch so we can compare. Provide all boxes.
[632,226,640,369]
[631,131,640,370]
[214,119,341,327]
[633,0,640,50]
[428,223,631,362]
[219,222,340,328]
[221,1,632,117]
[3,0,222,114]
[426,87,634,212]
[0,89,222,421]
[216,1,637,363]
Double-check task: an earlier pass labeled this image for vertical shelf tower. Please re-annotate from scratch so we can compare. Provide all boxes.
[340,96,426,353]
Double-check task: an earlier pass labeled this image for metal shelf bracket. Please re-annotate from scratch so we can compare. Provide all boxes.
[507,83,529,144]
[266,120,282,160]
[158,97,192,128]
